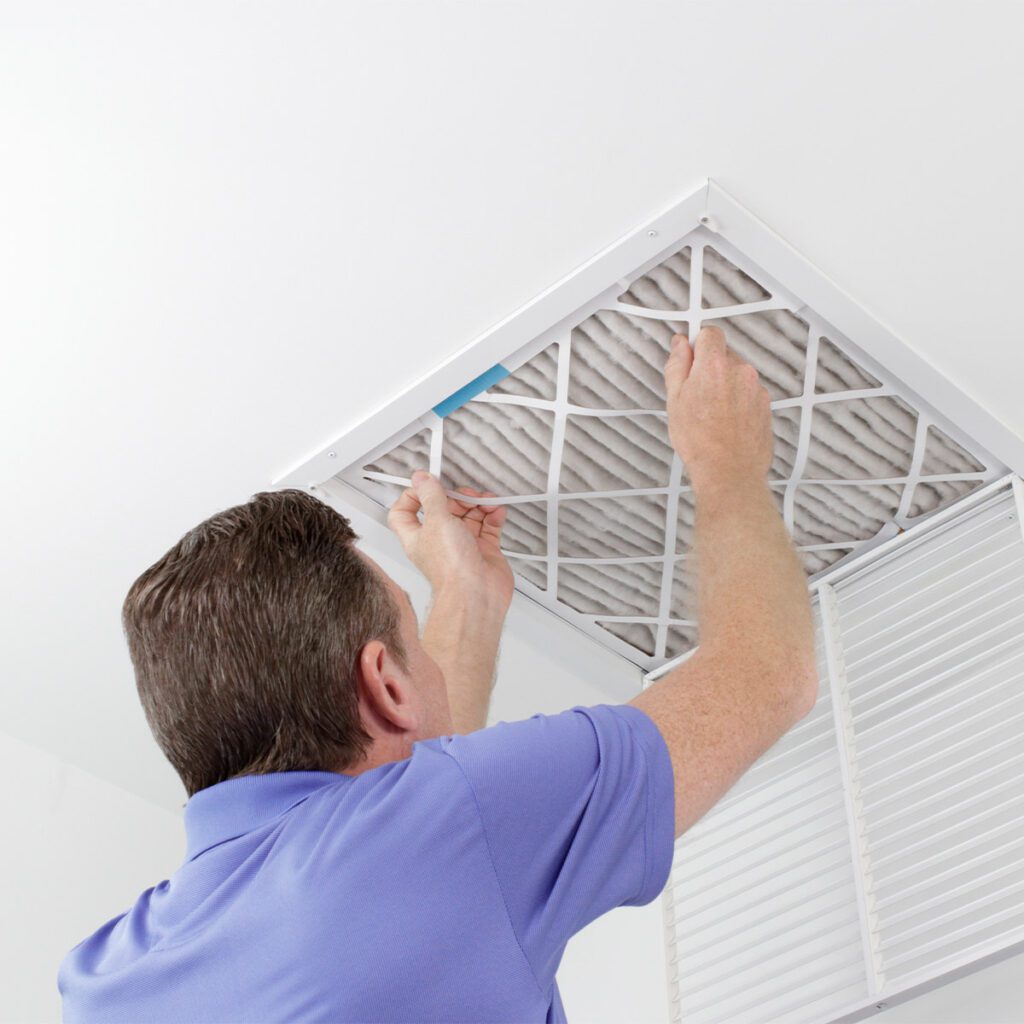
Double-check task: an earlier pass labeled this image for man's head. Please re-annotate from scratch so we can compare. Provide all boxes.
[123,488,452,798]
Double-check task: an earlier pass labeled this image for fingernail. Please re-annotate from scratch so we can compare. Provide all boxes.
[671,334,684,347]
[411,470,429,487]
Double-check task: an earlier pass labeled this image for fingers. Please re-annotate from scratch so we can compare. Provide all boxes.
[452,486,508,540]
[449,485,482,517]
[478,490,507,535]
[387,485,423,547]
[739,360,761,385]
[394,471,508,544]
[691,326,760,384]
[692,325,727,369]
[664,332,694,396]
[411,470,451,519]
[667,327,732,398]
[407,472,508,520]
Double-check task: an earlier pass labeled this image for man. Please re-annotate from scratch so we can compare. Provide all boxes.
[58,326,817,1022]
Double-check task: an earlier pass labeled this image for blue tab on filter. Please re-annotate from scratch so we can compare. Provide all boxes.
[432,363,510,418]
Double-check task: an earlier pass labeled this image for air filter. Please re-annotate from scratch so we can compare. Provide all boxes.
[278,181,1019,673]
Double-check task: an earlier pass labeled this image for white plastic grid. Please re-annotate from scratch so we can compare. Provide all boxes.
[339,227,1003,672]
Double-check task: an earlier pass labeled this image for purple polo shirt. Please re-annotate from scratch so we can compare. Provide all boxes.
[58,703,675,1023]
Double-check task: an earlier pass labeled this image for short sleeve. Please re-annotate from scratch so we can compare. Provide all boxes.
[437,703,675,984]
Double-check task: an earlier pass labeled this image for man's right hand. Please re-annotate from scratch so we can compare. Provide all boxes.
[387,472,514,611]
[664,325,774,492]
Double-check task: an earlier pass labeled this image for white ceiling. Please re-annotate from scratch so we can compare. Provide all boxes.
[3,1,1023,812]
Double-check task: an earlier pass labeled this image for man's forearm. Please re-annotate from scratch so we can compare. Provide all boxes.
[421,584,509,734]
[693,476,816,703]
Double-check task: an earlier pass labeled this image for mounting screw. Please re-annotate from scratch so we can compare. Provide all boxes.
[699,213,719,232]
[875,1003,888,1011]
[647,230,658,238]
[309,484,317,491]
[328,451,337,459]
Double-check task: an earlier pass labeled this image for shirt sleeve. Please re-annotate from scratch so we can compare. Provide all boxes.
[436,703,675,985]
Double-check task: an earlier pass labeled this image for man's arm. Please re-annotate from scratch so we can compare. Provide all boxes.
[420,582,507,733]
[629,327,818,838]
[388,476,514,733]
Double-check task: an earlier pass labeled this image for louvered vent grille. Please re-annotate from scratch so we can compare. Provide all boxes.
[665,613,867,1024]
[832,487,1024,987]
[660,479,1024,1023]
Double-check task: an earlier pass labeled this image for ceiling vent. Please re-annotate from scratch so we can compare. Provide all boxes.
[653,476,1024,1023]
[278,181,1024,1022]
[278,180,1020,674]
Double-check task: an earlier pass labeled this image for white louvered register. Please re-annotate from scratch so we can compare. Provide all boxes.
[658,477,1024,1024]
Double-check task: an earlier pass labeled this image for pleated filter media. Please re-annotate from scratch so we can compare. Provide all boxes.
[339,230,1001,672]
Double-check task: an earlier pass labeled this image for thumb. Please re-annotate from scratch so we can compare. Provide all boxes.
[386,485,423,549]
[411,470,450,519]
[664,333,693,396]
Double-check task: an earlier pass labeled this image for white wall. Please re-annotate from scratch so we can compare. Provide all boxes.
[557,899,670,1024]
[0,732,183,1024]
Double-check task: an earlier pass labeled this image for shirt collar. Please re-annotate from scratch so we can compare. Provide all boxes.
[183,770,350,862]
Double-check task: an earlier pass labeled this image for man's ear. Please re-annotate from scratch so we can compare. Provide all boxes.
[357,639,418,732]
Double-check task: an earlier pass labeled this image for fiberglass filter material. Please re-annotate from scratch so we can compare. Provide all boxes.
[355,243,991,667]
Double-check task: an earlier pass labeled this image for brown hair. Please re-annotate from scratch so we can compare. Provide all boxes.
[122,488,407,797]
